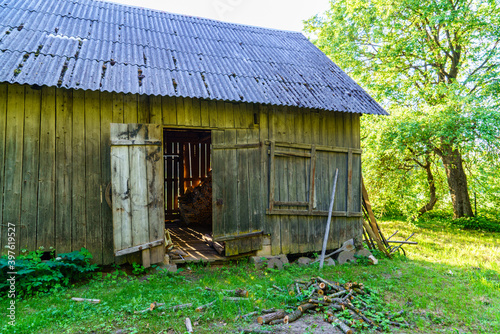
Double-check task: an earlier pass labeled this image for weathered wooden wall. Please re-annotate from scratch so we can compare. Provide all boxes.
[0,82,361,263]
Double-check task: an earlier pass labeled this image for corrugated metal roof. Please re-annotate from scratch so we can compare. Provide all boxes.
[0,0,387,115]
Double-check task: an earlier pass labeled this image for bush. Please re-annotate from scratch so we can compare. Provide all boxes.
[451,215,500,233]
[0,248,97,298]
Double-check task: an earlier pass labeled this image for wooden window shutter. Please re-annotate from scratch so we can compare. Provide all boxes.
[110,123,165,267]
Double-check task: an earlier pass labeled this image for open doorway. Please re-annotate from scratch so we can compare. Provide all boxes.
[163,129,223,262]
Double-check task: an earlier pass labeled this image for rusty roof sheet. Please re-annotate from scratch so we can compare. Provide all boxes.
[0,0,387,115]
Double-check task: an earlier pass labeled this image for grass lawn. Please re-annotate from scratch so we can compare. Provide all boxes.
[1,217,499,334]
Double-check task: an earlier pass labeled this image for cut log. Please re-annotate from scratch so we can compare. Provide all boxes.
[268,319,284,325]
[298,303,316,312]
[337,250,355,264]
[283,309,303,324]
[261,308,276,314]
[257,310,285,324]
[332,317,353,334]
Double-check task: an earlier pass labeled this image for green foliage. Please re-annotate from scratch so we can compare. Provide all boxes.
[131,262,146,275]
[451,215,500,233]
[0,248,97,298]
[304,0,500,218]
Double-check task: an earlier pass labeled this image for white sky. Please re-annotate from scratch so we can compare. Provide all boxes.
[105,0,331,32]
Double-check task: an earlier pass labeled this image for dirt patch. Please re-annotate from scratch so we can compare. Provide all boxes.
[243,313,344,333]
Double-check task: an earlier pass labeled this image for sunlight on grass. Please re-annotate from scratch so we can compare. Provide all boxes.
[1,217,499,334]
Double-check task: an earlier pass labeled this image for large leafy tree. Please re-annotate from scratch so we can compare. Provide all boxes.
[305,0,500,218]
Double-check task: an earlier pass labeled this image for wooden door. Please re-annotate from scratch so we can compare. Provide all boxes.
[110,123,165,267]
[211,129,264,256]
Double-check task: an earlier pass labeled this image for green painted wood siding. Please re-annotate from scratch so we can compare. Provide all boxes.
[0,83,362,263]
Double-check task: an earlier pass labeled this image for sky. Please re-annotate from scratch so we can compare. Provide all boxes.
[106,0,331,32]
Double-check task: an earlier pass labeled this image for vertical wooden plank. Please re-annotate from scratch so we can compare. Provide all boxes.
[248,127,262,250]
[191,98,201,127]
[176,97,186,126]
[110,123,130,253]
[224,102,235,129]
[287,110,299,254]
[301,108,313,252]
[129,124,150,265]
[352,114,360,149]
[149,95,162,124]
[112,92,124,123]
[85,90,102,264]
[123,93,138,124]
[224,129,238,240]
[2,84,24,253]
[162,96,177,125]
[236,128,251,253]
[200,99,209,127]
[211,129,225,238]
[208,100,218,128]
[0,84,7,251]
[268,107,281,255]
[55,88,72,254]
[146,124,164,264]
[347,149,354,215]
[165,135,173,216]
[279,108,291,255]
[100,93,114,264]
[19,87,41,252]
[184,97,194,126]
[37,86,56,250]
[216,101,225,129]
[137,94,149,124]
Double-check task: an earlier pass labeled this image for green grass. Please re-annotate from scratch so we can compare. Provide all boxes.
[1,217,499,334]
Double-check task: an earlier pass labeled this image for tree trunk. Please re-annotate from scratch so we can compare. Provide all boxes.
[416,157,437,217]
[435,143,474,218]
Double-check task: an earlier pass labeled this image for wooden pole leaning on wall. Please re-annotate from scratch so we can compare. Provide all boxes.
[319,168,339,269]
[361,178,391,257]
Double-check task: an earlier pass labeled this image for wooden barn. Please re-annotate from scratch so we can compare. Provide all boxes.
[0,0,387,265]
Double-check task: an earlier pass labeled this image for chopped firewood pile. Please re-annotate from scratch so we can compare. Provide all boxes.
[251,276,409,333]
[178,171,212,225]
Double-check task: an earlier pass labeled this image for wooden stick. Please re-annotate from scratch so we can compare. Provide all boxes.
[257,310,285,324]
[317,277,343,292]
[268,319,284,325]
[326,290,348,299]
[320,168,339,269]
[386,230,398,241]
[387,240,418,245]
[272,284,284,292]
[390,233,416,253]
[171,303,192,311]
[342,302,381,331]
[332,317,353,334]
[195,300,216,312]
[71,298,100,303]
[223,297,249,301]
[185,318,193,333]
